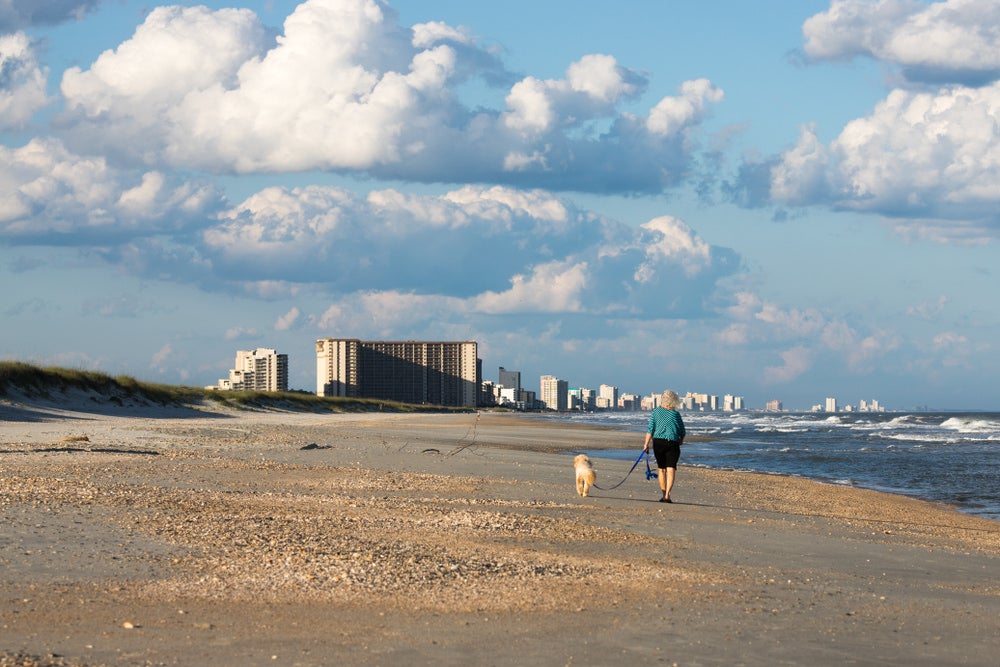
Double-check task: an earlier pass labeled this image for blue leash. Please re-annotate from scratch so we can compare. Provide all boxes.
[593,450,656,491]
[644,451,658,480]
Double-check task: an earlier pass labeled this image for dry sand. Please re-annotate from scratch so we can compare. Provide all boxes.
[1,398,998,666]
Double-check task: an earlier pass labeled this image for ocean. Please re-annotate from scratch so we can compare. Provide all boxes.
[538,410,1000,522]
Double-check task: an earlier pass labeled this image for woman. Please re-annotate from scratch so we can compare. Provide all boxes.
[642,389,686,503]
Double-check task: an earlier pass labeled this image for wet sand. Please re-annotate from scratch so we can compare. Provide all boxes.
[1,402,998,666]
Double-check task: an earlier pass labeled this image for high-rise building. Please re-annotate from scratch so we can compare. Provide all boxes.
[498,367,521,394]
[209,348,288,392]
[825,397,838,412]
[599,384,618,410]
[315,338,479,407]
[540,375,568,411]
[766,399,783,412]
[723,394,746,411]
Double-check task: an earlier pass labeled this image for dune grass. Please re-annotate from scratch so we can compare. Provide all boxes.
[0,361,473,414]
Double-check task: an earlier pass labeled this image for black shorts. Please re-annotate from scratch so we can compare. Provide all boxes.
[652,438,681,469]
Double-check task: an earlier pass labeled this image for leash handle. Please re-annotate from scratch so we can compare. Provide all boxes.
[645,451,657,480]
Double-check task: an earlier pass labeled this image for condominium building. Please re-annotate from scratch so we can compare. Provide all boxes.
[540,375,568,411]
[498,367,521,394]
[315,338,479,407]
[209,348,288,392]
[599,384,618,410]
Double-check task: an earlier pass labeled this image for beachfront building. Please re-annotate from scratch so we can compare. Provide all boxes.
[825,397,838,412]
[723,394,745,411]
[498,367,521,394]
[599,384,618,411]
[315,338,479,407]
[209,348,288,392]
[540,375,568,411]
[568,387,596,411]
[619,393,639,411]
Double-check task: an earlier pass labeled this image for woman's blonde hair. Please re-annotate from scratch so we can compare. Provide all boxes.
[660,390,680,410]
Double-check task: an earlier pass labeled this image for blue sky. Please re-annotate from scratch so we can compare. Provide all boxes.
[2,0,999,410]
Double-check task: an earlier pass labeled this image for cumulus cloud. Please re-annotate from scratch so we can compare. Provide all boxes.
[726,3,1000,241]
[224,326,259,341]
[150,342,173,370]
[471,259,589,314]
[634,216,712,280]
[0,0,100,31]
[0,32,49,128]
[275,307,301,331]
[803,0,1000,85]
[207,183,741,319]
[55,0,721,194]
[0,138,223,240]
[764,346,813,383]
[765,84,1000,240]
[720,292,898,381]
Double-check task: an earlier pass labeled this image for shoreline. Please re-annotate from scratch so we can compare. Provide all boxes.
[528,409,1000,524]
[2,407,999,665]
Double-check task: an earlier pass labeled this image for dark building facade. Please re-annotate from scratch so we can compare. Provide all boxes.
[316,338,479,407]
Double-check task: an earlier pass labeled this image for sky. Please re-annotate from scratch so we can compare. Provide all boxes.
[2,0,999,411]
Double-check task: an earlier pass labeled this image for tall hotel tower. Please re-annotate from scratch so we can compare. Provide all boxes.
[315,338,479,407]
[209,348,288,392]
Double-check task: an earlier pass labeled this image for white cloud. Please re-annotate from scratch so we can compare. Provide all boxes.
[0,32,49,129]
[150,342,173,370]
[770,83,1000,240]
[224,326,259,340]
[275,307,301,331]
[205,183,739,319]
[53,0,719,194]
[471,259,589,314]
[803,0,1000,83]
[755,302,826,338]
[634,216,712,281]
[0,138,221,237]
[764,346,813,383]
[745,0,1000,239]
[769,125,831,205]
[503,54,643,136]
[645,78,724,137]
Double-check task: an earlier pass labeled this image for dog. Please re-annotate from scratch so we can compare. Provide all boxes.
[574,454,596,497]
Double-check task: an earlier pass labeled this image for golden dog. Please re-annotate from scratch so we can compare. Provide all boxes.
[574,454,596,497]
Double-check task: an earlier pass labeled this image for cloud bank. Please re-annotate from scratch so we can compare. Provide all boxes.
[54,0,721,194]
[727,0,1000,242]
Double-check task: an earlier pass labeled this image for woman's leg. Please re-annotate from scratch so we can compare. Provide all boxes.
[657,467,667,499]
[664,466,676,501]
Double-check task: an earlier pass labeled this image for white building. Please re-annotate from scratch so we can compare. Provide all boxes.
[540,375,568,411]
[209,348,288,392]
[599,384,619,410]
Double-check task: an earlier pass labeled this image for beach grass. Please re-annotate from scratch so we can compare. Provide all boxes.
[0,360,474,414]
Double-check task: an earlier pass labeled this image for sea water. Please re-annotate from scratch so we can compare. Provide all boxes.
[539,411,1000,521]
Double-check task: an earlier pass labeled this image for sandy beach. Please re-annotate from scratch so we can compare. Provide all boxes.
[1,398,998,666]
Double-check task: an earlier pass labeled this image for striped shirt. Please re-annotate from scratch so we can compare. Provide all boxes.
[647,407,685,441]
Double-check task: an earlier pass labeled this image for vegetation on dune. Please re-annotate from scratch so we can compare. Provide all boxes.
[0,361,472,414]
